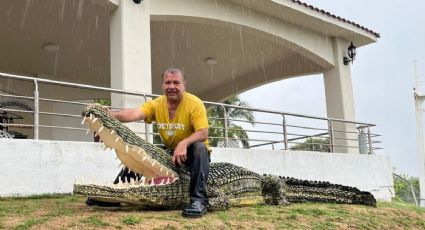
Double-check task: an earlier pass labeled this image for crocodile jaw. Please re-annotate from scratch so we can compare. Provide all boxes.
[80,104,179,184]
[73,180,188,207]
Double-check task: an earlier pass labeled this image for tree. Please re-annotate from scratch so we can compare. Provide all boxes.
[289,137,330,152]
[94,99,111,106]
[207,96,254,148]
[393,173,420,205]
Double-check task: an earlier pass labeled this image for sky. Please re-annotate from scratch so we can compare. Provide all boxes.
[239,0,425,176]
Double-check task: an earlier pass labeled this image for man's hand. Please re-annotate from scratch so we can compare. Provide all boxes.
[171,129,208,166]
[172,141,188,166]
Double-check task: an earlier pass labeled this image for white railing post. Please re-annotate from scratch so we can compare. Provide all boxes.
[328,119,334,153]
[366,126,373,154]
[282,114,288,150]
[142,95,150,141]
[33,79,39,140]
[221,105,228,147]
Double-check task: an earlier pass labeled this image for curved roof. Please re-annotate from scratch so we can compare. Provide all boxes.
[290,0,380,37]
[228,0,379,47]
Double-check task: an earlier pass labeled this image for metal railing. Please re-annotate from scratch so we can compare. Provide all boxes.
[393,174,419,206]
[0,72,382,153]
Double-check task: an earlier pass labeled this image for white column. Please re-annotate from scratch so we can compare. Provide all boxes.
[414,94,425,207]
[110,0,152,106]
[110,0,152,138]
[323,37,357,153]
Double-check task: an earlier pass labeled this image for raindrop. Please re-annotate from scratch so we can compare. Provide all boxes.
[7,4,14,22]
[261,51,267,81]
[59,0,65,22]
[20,0,31,30]
[76,0,84,21]
[53,48,60,77]
[95,15,98,31]
[209,65,215,83]
[76,39,83,53]
[239,27,245,63]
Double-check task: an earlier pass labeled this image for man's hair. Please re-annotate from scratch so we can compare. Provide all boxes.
[161,67,185,82]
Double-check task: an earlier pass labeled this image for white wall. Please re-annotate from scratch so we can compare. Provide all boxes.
[0,139,393,201]
[0,139,120,196]
[211,148,394,201]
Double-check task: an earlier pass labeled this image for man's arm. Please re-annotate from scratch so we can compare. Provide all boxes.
[172,128,208,166]
[111,108,146,122]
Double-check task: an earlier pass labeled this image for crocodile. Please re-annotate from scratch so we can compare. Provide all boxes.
[73,104,376,210]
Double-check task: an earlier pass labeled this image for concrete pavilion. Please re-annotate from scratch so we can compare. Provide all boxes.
[0,1,394,200]
[0,0,379,151]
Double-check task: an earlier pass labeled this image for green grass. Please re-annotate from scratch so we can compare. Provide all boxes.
[14,217,50,230]
[80,215,110,227]
[121,215,141,225]
[0,194,424,229]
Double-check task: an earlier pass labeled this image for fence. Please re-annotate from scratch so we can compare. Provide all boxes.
[0,72,382,153]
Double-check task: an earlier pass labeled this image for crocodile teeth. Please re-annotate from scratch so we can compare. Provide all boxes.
[90,114,94,119]
[142,156,147,161]
[115,138,120,142]
[110,130,115,135]
[166,171,169,176]
[138,149,142,154]
[160,167,163,172]
[85,129,90,135]
[81,117,87,125]
[102,145,107,151]
[92,118,99,123]
[150,179,154,185]
[151,161,156,167]
[125,145,129,153]
[98,126,104,133]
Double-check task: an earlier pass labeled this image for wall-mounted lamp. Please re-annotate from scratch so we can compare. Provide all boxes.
[133,0,142,4]
[343,42,357,65]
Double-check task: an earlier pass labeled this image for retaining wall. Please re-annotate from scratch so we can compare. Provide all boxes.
[0,139,393,200]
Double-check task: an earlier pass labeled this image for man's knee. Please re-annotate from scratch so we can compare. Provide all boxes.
[189,142,208,157]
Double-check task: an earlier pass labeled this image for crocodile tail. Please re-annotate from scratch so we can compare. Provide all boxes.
[283,177,376,207]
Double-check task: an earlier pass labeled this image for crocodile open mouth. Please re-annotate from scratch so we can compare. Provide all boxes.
[77,104,180,189]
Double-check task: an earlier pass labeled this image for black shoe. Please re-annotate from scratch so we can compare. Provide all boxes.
[85,198,121,207]
[182,200,207,218]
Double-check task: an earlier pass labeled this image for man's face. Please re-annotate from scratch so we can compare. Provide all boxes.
[162,72,186,102]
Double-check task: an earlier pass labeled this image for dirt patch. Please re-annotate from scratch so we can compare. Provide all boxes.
[1,215,27,229]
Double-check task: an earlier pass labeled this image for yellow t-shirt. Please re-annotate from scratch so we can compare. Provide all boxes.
[140,92,209,150]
